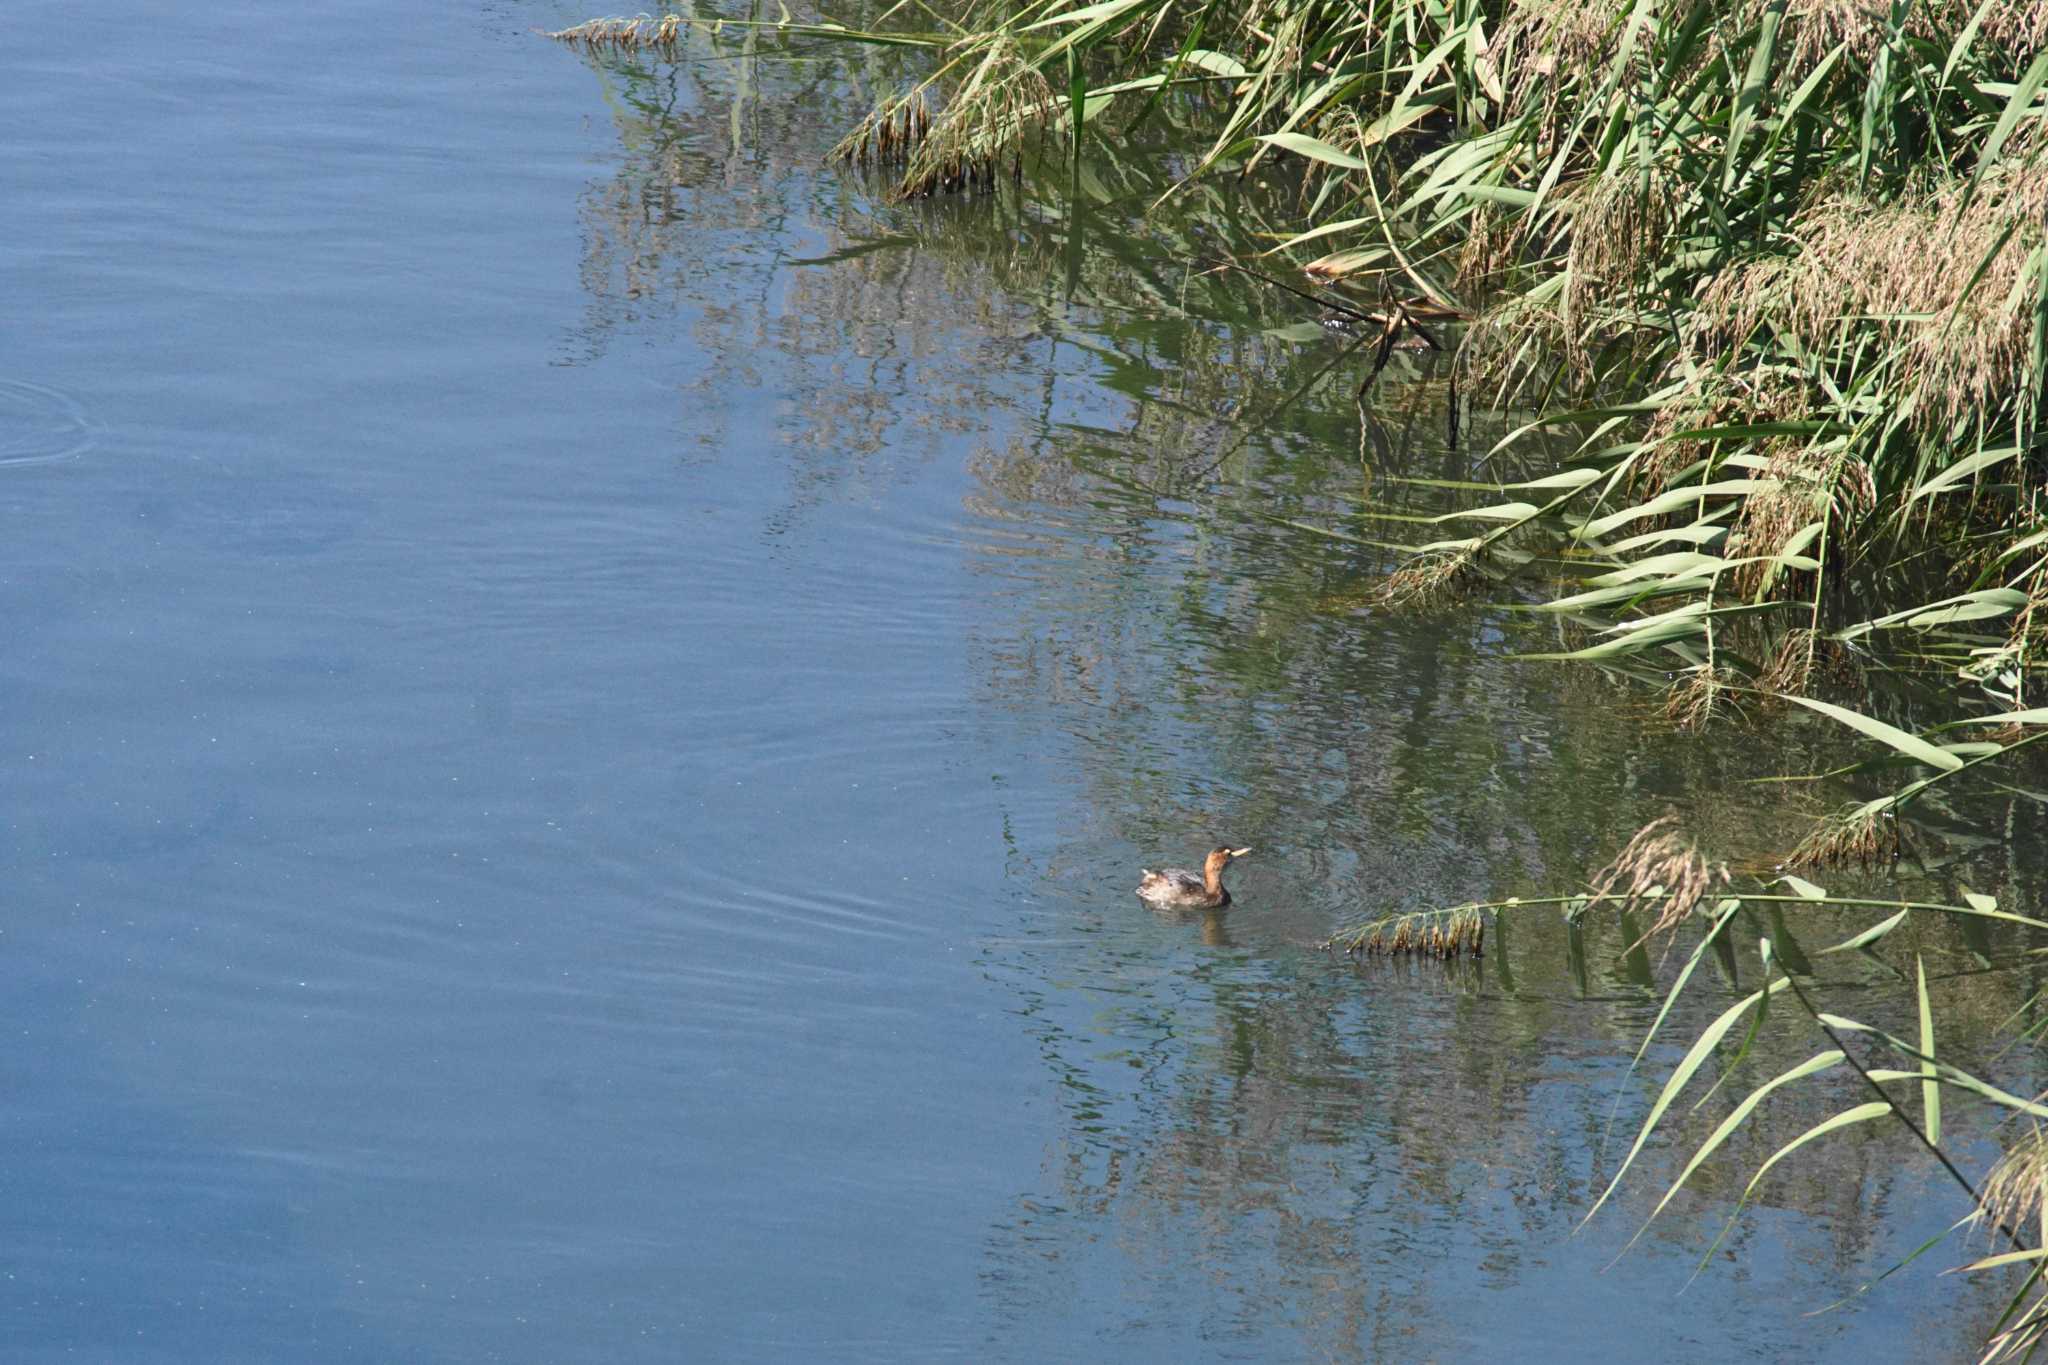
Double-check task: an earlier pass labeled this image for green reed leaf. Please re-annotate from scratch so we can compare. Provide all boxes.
[1916,955,1940,1148]
[1584,976,1791,1229]
[1784,697,1966,772]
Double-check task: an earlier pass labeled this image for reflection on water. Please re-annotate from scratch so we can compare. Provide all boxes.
[4,2,2045,1361]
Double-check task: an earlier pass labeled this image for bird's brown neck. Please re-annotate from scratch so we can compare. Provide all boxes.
[1203,855,1227,896]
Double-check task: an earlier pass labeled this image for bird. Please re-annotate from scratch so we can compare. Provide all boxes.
[1135,846,1252,909]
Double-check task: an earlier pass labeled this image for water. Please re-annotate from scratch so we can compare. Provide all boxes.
[6,4,2043,1360]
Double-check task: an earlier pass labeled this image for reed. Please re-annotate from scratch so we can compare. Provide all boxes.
[545,14,685,49]
[645,0,2048,864]
[546,0,2048,1337]
[1361,817,2048,1356]
[1322,905,1487,959]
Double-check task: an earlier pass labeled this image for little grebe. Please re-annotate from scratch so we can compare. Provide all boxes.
[1136,846,1252,909]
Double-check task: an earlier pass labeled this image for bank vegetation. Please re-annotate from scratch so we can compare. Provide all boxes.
[554,1,2048,1351]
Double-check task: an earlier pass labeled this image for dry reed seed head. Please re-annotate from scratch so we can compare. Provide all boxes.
[1636,360,1822,489]
[1973,0,2048,51]
[1779,0,1904,66]
[1980,1124,2048,1365]
[1455,206,1529,302]
[1663,665,1735,730]
[546,15,684,49]
[1778,0,2048,68]
[834,94,934,168]
[886,42,1054,200]
[1690,163,2048,437]
[1634,408,1721,495]
[1723,443,1838,594]
[826,32,1054,197]
[1586,814,1728,940]
[1456,293,1576,400]
[1759,628,1818,696]
[1490,0,1633,115]
[1655,0,2045,82]
[1376,550,1477,609]
[1837,455,1877,514]
[1758,627,1864,698]
[1325,908,1486,959]
[1565,170,1682,324]
[1979,1126,2048,1251]
[1786,807,1902,869]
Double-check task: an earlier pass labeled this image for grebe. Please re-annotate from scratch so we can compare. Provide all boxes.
[1135,846,1252,909]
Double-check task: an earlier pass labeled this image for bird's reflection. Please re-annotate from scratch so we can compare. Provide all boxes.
[1142,904,1235,948]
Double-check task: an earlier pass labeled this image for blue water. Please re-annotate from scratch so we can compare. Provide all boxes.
[1,2,2028,1360]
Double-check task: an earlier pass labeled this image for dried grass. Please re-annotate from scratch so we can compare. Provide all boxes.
[1725,446,1873,595]
[1758,626,1864,697]
[1566,169,1681,327]
[1979,1125,2048,1363]
[1323,906,1487,958]
[1664,665,1741,729]
[1633,369,1819,494]
[1375,549,1477,608]
[1586,814,1728,941]
[1779,0,2048,68]
[1455,205,1526,304]
[1974,0,2048,51]
[1482,0,2036,119]
[1979,1126,2048,1247]
[1492,0,1632,116]
[546,14,683,49]
[1786,806,1904,868]
[1692,161,2048,436]
[1456,291,1574,401]
[832,38,1052,198]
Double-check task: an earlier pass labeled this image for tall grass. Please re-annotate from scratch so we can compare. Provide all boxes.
[549,0,2048,1344]
[573,7,2047,836]
[700,0,2048,833]
[662,0,2048,841]
[1328,825,2048,1359]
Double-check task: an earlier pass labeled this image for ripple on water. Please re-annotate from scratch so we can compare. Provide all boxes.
[0,379,97,467]
[137,465,364,558]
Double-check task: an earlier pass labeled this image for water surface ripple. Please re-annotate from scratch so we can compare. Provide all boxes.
[1,3,2038,1362]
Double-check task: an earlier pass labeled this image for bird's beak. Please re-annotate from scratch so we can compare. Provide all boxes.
[1229,847,1253,858]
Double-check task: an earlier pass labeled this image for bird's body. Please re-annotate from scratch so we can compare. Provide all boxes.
[1136,866,1221,906]
[1136,846,1251,909]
